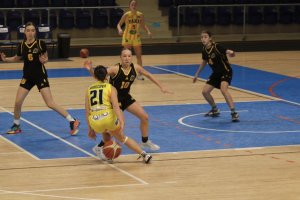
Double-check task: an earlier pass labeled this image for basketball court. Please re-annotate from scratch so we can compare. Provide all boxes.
[0,52,300,200]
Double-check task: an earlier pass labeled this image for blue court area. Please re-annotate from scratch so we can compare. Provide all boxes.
[0,63,299,159]
[0,101,299,159]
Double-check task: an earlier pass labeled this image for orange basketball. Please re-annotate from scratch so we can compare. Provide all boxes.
[102,140,122,160]
[80,48,89,58]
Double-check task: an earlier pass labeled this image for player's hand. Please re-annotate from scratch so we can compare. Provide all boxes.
[39,54,47,64]
[1,52,7,62]
[161,87,173,94]
[148,31,152,38]
[88,128,96,140]
[84,60,92,71]
[118,29,123,36]
[228,51,235,57]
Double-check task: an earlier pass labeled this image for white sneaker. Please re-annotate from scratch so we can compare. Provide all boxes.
[92,145,109,161]
[141,140,160,151]
[138,152,152,164]
[137,74,145,80]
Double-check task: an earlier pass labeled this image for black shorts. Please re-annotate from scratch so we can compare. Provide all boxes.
[207,71,232,89]
[20,77,50,91]
[118,93,136,111]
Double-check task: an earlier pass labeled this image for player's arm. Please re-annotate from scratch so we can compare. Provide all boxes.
[193,60,207,83]
[39,51,48,64]
[84,60,95,77]
[110,86,124,133]
[85,91,96,140]
[0,53,21,62]
[117,13,127,36]
[140,14,152,37]
[136,64,172,94]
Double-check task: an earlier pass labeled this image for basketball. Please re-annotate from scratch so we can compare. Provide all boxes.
[102,140,122,160]
[80,48,89,58]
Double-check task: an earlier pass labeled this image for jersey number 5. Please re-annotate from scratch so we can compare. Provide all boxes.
[90,89,103,106]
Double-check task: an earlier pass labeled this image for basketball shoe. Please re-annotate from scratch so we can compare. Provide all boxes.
[231,112,240,122]
[137,74,145,80]
[138,151,152,164]
[70,119,80,135]
[92,145,111,161]
[204,108,220,117]
[7,124,21,134]
[141,140,160,151]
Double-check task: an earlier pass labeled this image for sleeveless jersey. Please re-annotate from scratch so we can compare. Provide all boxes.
[87,81,113,115]
[17,39,47,79]
[202,42,232,74]
[109,63,137,96]
[123,11,143,41]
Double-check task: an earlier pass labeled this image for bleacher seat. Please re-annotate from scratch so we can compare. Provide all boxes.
[59,10,75,29]
[232,6,244,25]
[93,9,109,28]
[41,10,58,29]
[168,6,184,27]
[100,0,116,6]
[0,12,4,25]
[84,0,100,6]
[33,0,50,7]
[16,0,32,7]
[201,7,216,26]
[6,10,23,31]
[0,1,15,8]
[189,0,205,5]
[109,8,124,28]
[76,9,92,29]
[37,24,56,56]
[279,6,294,24]
[184,7,200,26]
[17,25,25,41]
[217,7,231,25]
[247,6,263,25]
[174,0,190,6]
[24,10,41,26]
[66,0,83,7]
[159,0,173,7]
[295,6,300,24]
[0,25,15,53]
[263,6,278,24]
[51,0,66,7]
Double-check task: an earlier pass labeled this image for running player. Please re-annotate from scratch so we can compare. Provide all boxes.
[193,30,239,122]
[84,49,172,155]
[0,22,80,134]
[86,65,152,163]
[117,0,152,80]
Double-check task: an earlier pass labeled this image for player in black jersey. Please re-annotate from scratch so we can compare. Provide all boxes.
[193,30,239,122]
[84,49,172,154]
[0,22,80,134]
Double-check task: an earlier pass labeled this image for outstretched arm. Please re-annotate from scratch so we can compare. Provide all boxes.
[137,64,172,94]
[84,60,95,77]
[193,60,207,83]
[1,53,21,62]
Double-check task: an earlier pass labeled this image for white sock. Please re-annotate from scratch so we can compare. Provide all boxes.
[66,114,75,122]
[14,119,20,125]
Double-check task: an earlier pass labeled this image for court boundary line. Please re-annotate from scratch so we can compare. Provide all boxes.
[0,189,103,200]
[150,65,300,107]
[0,106,148,185]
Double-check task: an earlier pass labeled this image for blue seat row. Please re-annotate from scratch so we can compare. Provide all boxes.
[168,5,300,27]
[0,0,116,8]
[0,8,123,30]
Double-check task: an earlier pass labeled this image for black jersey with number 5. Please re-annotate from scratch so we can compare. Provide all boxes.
[109,63,137,96]
[202,42,232,73]
[17,39,47,79]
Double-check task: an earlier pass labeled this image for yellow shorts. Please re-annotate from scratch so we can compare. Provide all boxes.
[122,35,141,47]
[88,110,119,133]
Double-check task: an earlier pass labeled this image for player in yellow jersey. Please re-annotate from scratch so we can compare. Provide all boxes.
[85,65,152,163]
[117,0,152,80]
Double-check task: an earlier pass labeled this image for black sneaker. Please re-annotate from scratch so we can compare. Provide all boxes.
[204,109,220,117]
[7,124,21,134]
[231,112,240,122]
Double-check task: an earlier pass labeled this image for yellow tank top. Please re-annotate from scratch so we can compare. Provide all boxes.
[87,81,112,115]
[124,11,142,40]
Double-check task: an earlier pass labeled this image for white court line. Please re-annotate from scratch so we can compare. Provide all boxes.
[19,183,144,193]
[178,110,300,133]
[150,65,300,107]
[0,189,103,200]
[0,106,148,185]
